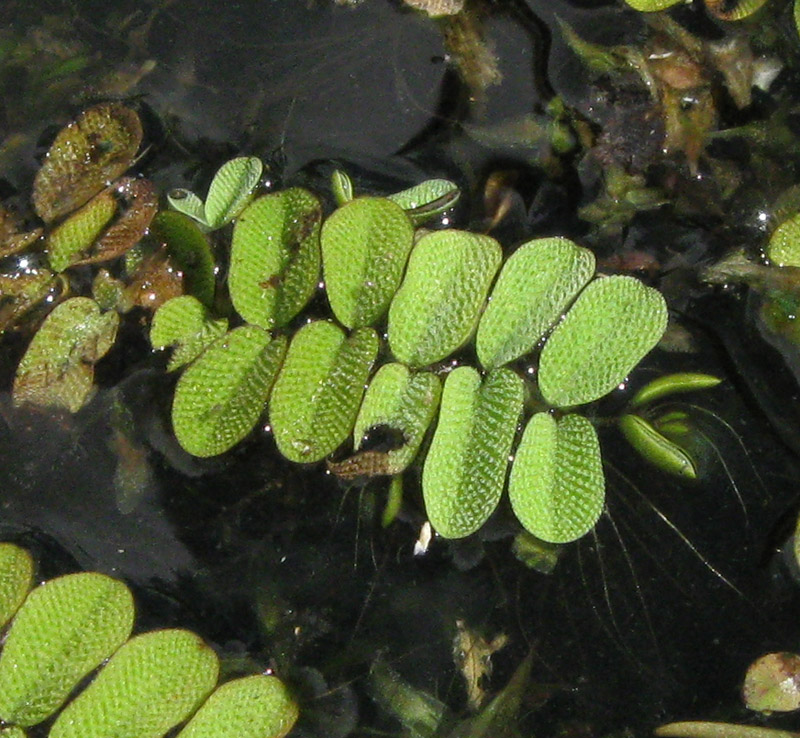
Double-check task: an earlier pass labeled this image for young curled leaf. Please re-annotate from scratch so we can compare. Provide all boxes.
[49,629,219,738]
[13,297,119,413]
[204,156,263,229]
[387,179,460,226]
[509,413,605,544]
[423,367,523,539]
[172,327,287,457]
[619,413,697,479]
[168,189,207,226]
[629,372,722,408]
[32,103,142,223]
[270,321,379,463]
[331,170,354,206]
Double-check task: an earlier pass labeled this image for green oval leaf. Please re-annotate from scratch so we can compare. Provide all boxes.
[476,237,595,370]
[172,326,287,457]
[509,413,605,544]
[150,296,228,371]
[177,675,298,738]
[0,572,134,726]
[334,363,442,477]
[538,275,668,408]
[49,629,219,738]
[423,366,523,538]
[321,197,414,329]
[150,211,216,306]
[13,297,119,413]
[618,413,697,479]
[0,544,33,629]
[32,104,142,223]
[229,189,322,329]
[629,372,722,408]
[388,230,502,368]
[204,156,263,229]
[270,321,379,463]
[387,179,460,226]
[46,189,117,272]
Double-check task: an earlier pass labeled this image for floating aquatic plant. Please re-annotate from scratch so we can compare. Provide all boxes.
[0,543,298,738]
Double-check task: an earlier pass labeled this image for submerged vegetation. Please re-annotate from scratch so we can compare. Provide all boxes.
[3,0,800,735]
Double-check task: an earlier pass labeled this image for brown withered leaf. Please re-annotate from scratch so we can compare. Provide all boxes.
[327,450,394,482]
[70,178,158,267]
[0,205,43,258]
[0,269,58,333]
[124,246,184,312]
[32,103,143,223]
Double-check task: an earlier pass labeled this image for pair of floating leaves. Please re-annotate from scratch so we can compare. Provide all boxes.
[0,571,134,726]
[423,367,523,538]
[270,321,378,463]
[168,156,263,230]
[476,237,594,370]
[172,326,286,457]
[12,297,119,413]
[33,103,143,223]
[329,363,441,478]
[47,178,158,272]
[509,413,605,544]
[229,188,322,330]
[321,197,414,329]
[389,230,501,367]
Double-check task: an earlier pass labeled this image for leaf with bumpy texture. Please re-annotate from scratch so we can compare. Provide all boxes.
[204,157,263,229]
[229,190,322,329]
[172,327,286,457]
[423,367,523,538]
[48,630,219,738]
[476,237,595,370]
[46,189,117,272]
[538,275,667,408]
[0,572,134,726]
[388,230,501,368]
[0,544,32,629]
[32,104,142,223]
[768,212,800,267]
[349,363,442,475]
[322,197,414,329]
[150,296,228,371]
[177,675,298,738]
[12,298,119,413]
[270,321,379,463]
[387,179,460,226]
[509,413,604,543]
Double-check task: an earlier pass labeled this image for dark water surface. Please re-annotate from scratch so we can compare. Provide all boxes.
[2,1,800,736]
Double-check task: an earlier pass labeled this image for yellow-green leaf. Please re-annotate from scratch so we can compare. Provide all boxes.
[388,230,501,368]
[177,675,298,738]
[321,197,414,328]
[0,572,134,726]
[172,327,286,457]
[538,276,668,408]
[509,413,605,544]
[12,297,119,413]
[476,237,595,370]
[46,189,117,272]
[423,367,523,538]
[150,296,228,371]
[629,372,722,408]
[270,321,379,463]
[229,190,322,329]
[49,629,219,738]
[0,543,33,629]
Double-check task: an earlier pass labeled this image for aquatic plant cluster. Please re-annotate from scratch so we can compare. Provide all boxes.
[0,103,724,549]
[0,543,298,738]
